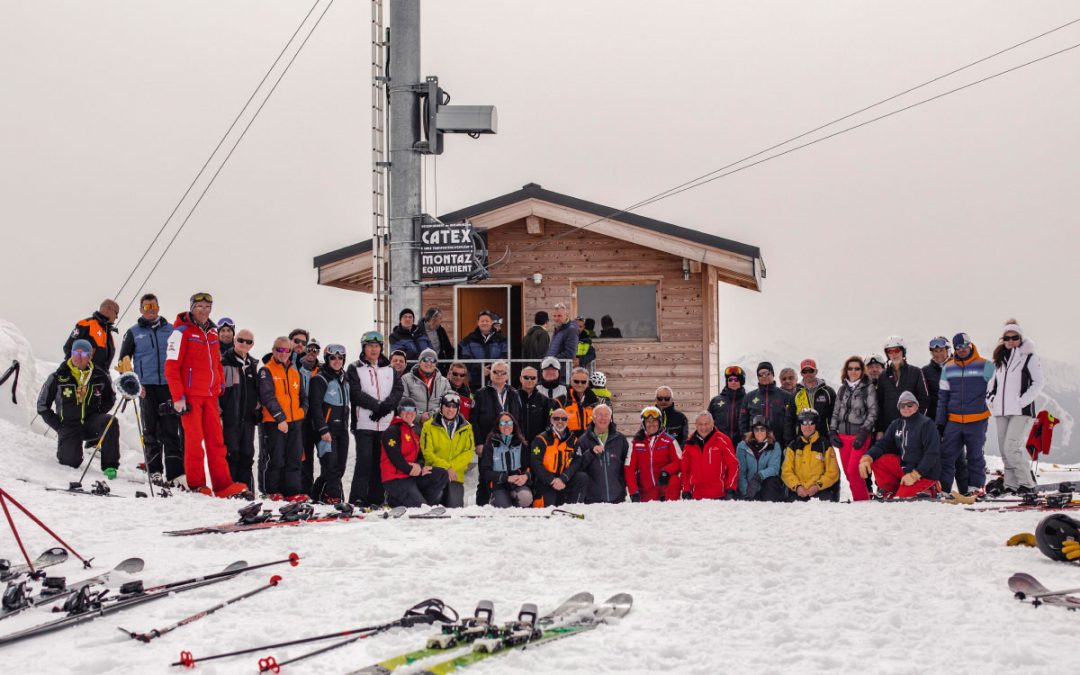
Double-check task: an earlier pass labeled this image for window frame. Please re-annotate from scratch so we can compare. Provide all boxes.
[571,277,662,343]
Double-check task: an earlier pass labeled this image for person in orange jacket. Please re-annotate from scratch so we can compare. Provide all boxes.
[626,406,682,502]
[681,412,739,500]
[257,336,308,501]
[164,292,248,498]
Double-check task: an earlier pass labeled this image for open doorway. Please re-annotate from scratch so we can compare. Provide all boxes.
[454,284,523,359]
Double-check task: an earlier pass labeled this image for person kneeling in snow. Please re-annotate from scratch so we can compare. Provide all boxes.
[781,408,840,501]
[479,411,533,507]
[680,411,739,500]
[859,391,940,499]
[382,397,449,508]
[37,339,120,478]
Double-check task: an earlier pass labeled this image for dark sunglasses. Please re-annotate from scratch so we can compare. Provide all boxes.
[757,371,772,378]
[726,376,741,382]
[274,347,291,354]
[550,416,569,422]
[801,368,815,375]
[293,338,308,346]
[449,371,466,378]
[846,366,862,371]
[306,345,320,353]
[327,354,345,361]
[498,420,514,427]
[899,401,918,409]
[521,375,537,380]
[420,357,437,363]
[236,338,254,345]
[1002,335,1021,343]
[655,396,671,402]
[492,370,509,376]
[572,379,589,385]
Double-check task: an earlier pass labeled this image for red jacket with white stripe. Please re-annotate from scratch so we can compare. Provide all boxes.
[164,312,225,402]
[681,429,739,499]
[625,429,681,502]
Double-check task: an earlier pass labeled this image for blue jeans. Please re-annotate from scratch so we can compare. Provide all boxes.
[940,419,988,492]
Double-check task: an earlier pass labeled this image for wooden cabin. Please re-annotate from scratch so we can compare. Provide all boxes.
[313,183,763,428]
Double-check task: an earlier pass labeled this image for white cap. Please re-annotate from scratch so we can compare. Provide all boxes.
[541,356,559,370]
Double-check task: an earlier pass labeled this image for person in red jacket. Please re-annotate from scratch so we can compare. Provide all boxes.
[681,411,739,500]
[381,397,450,507]
[626,406,682,502]
[164,292,248,498]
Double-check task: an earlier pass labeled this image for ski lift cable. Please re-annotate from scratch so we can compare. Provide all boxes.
[113,0,323,309]
[118,0,337,323]
[481,17,1080,272]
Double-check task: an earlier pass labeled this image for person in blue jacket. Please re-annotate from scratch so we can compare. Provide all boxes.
[736,415,784,501]
[389,308,432,361]
[117,293,183,483]
[457,310,507,390]
[936,332,995,496]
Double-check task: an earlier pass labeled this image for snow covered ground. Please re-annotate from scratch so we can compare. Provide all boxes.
[3,322,1080,675]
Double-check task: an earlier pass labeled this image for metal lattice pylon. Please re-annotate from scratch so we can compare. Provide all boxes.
[371,0,391,335]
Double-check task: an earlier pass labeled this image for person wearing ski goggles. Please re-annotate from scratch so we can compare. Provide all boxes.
[306,344,351,503]
[344,329,403,507]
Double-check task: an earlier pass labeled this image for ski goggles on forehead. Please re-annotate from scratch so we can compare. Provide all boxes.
[190,292,213,304]
[218,317,235,328]
[929,337,949,349]
[724,366,743,377]
[399,406,418,413]
[325,344,347,357]
[641,408,662,420]
[360,331,383,345]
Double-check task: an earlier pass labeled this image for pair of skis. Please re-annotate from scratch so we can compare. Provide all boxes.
[349,592,632,675]
[164,502,369,536]
[0,553,299,646]
[0,547,68,582]
[1,557,144,622]
[1008,573,1080,610]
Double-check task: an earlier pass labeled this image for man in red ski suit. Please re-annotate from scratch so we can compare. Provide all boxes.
[625,406,682,502]
[681,411,740,500]
[165,292,247,497]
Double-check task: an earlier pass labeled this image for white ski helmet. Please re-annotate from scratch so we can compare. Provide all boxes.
[883,335,906,357]
[590,371,607,388]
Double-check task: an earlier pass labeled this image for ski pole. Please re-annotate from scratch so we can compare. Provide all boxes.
[146,553,298,595]
[173,598,457,668]
[74,398,125,488]
[119,575,282,642]
[130,402,154,499]
[1026,585,1080,601]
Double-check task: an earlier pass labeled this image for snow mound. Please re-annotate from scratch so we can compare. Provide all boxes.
[0,319,40,427]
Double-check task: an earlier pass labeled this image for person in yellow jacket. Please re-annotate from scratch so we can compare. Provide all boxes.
[420,392,475,507]
[781,408,840,501]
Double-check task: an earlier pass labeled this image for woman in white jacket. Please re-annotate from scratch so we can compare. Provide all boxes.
[986,319,1044,492]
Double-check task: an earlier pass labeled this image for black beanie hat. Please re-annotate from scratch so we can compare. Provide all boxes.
[756,361,774,376]
[399,308,415,320]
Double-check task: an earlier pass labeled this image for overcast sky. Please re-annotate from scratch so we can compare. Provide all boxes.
[2,1,1078,372]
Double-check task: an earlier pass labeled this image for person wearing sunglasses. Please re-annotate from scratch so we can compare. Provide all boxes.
[420,392,475,507]
[829,356,878,501]
[557,367,600,441]
[859,391,940,499]
[922,336,951,435]
[708,366,746,448]
[577,404,629,504]
[307,344,351,503]
[472,360,524,506]
[479,411,533,508]
[517,366,555,444]
[64,298,120,371]
[381,397,449,508]
[257,336,309,502]
[875,336,929,442]
[37,338,121,478]
[794,359,836,439]
[389,308,433,362]
[445,361,475,421]
[288,329,310,358]
[402,348,452,425]
[738,361,796,447]
[530,405,587,506]
[457,310,508,391]
[217,317,236,355]
[935,333,995,497]
[626,406,682,502]
[164,292,250,498]
[653,386,688,447]
[987,319,1044,495]
[680,411,739,501]
[221,328,259,491]
[735,416,785,501]
[781,409,840,501]
[346,330,403,507]
[117,292,182,485]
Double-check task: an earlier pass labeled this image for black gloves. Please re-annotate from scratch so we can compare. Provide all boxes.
[681,491,692,500]
[854,431,868,448]
[829,432,842,448]
[630,493,641,503]
[657,471,670,487]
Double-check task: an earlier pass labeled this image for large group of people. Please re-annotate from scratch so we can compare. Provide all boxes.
[36,292,1045,508]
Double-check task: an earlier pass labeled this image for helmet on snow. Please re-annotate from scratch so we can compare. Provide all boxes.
[883,335,907,357]
[590,371,607,388]
[1035,513,1080,563]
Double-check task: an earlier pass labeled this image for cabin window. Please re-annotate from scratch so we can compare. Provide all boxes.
[575,282,658,339]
